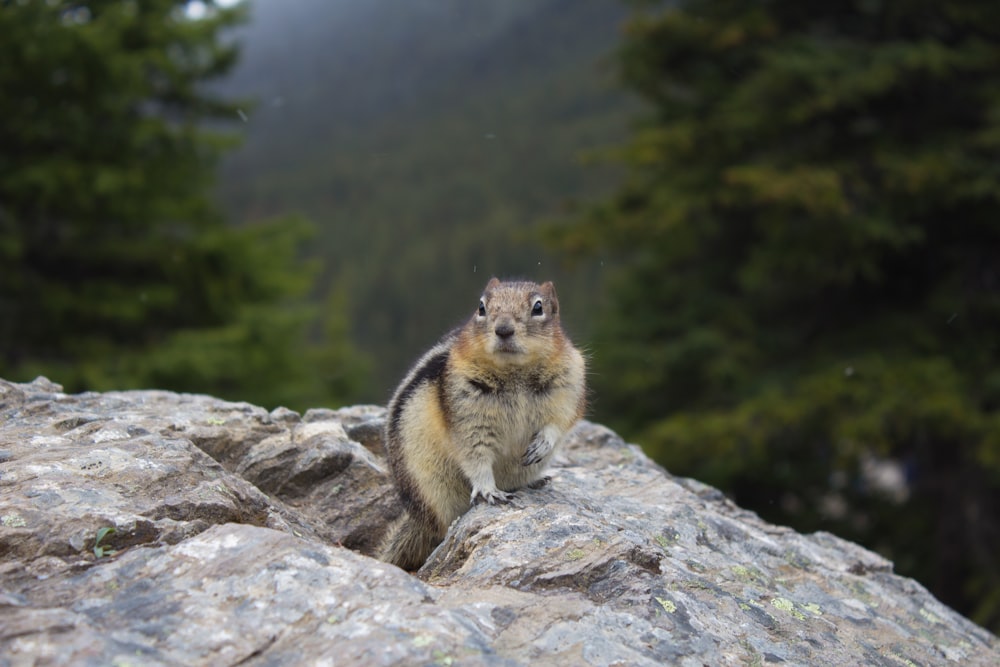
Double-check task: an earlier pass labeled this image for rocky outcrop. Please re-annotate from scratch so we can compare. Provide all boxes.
[1,377,997,665]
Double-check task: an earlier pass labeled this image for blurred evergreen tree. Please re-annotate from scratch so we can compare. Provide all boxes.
[560,0,1000,629]
[0,0,368,409]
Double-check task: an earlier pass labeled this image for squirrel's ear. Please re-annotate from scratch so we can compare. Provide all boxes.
[485,277,502,290]
[539,281,559,313]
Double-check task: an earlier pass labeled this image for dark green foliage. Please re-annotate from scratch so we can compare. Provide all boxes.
[561,0,1000,630]
[0,0,368,409]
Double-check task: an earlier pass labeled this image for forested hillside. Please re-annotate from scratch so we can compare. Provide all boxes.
[0,0,367,409]
[215,0,633,396]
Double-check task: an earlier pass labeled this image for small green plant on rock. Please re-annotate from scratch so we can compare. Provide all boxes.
[93,527,117,558]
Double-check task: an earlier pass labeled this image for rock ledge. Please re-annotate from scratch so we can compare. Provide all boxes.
[1,377,997,666]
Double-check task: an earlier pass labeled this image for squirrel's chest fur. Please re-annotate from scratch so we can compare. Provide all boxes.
[443,366,558,449]
[386,342,573,528]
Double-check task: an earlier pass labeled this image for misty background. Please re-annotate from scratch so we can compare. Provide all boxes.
[213,0,632,397]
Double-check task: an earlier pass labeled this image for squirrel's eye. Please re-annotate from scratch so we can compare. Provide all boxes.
[531,299,544,317]
[478,300,486,317]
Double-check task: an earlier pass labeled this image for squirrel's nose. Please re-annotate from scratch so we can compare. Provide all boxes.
[495,322,515,339]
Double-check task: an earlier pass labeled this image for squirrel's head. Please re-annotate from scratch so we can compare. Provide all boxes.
[472,277,562,364]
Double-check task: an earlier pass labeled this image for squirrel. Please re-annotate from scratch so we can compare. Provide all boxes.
[378,277,587,571]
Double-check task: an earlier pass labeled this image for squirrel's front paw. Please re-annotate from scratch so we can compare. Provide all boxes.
[471,487,515,505]
[522,426,559,466]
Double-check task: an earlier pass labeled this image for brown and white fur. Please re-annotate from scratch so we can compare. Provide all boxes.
[378,278,586,571]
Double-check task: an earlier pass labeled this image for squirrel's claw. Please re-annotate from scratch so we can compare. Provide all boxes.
[522,450,543,466]
[523,428,557,466]
[471,488,515,505]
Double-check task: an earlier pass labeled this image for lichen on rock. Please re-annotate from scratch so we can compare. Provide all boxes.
[1,377,997,665]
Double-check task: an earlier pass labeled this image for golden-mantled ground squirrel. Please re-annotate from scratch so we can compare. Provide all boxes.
[378,278,587,570]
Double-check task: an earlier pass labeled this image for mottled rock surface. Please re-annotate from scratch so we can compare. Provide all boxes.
[1,377,997,666]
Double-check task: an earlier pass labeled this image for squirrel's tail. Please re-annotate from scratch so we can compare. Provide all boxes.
[378,512,444,571]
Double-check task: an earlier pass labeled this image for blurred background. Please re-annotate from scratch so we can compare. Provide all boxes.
[2,0,998,633]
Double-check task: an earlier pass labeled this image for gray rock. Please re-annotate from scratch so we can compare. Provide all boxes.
[1,377,997,666]
[425,423,995,665]
[4,523,514,666]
